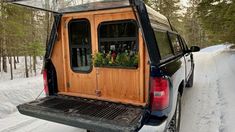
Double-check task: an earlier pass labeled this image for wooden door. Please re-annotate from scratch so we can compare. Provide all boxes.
[94,11,146,104]
[62,15,97,96]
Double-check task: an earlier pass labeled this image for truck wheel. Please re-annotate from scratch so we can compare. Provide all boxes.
[186,68,194,88]
[167,93,181,132]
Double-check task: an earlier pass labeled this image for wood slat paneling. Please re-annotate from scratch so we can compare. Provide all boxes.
[51,7,149,105]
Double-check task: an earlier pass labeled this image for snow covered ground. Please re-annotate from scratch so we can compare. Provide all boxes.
[181,44,235,132]
[0,57,85,132]
[0,44,235,132]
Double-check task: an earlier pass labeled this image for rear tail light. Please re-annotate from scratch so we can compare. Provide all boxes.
[150,77,170,111]
[43,69,49,95]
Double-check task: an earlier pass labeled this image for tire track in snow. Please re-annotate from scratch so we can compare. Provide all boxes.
[0,118,37,132]
[213,51,234,132]
[211,53,225,132]
[0,112,85,132]
[181,52,226,132]
[216,79,226,132]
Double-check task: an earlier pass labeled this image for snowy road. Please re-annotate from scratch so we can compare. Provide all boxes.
[181,45,235,132]
[0,45,235,132]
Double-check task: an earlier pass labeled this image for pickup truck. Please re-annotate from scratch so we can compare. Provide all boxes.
[10,0,200,132]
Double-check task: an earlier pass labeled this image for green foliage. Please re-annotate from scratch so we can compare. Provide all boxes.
[180,0,206,47]
[93,52,139,68]
[0,1,49,57]
[145,0,234,47]
[145,0,182,31]
[93,52,104,66]
[28,41,45,56]
[197,0,235,44]
[115,52,129,66]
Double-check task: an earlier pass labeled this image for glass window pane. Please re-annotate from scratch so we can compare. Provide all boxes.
[97,20,139,68]
[154,31,173,59]
[169,34,182,54]
[69,19,92,72]
[181,37,189,51]
[100,21,137,38]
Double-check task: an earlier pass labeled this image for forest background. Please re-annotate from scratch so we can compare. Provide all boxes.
[0,0,234,79]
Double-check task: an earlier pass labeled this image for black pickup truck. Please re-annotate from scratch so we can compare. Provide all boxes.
[9,0,200,131]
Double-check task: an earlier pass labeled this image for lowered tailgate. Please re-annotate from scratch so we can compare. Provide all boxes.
[17,95,146,132]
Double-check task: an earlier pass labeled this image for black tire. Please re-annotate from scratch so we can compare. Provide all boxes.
[167,93,181,132]
[186,68,194,88]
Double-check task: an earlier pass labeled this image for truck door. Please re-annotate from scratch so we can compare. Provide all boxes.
[180,37,192,79]
[63,16,97,96]
[94,11,146,105]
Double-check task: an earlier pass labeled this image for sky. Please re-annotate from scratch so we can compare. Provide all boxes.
[181,0,189,7]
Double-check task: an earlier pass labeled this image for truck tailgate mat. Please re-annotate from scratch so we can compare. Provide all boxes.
[17,95,146,132]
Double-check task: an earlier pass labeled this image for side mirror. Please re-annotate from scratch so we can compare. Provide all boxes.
[190,46,200,52]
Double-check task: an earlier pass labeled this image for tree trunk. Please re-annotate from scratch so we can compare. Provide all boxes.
[2,37,7,72]
[25,56,29,78]
[2,54,7,72]
[9,56,13,80]
[0,40,2,72]
[0,56,1,72]
[0,0,3,72]
[33,55,36,75]
[29,56,32,74]
[17,56,19,63]
[13,56,16,69]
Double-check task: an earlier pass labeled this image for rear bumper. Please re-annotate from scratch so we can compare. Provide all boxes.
[139,121,167,132]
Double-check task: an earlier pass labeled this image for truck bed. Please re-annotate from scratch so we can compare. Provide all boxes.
[17,95,146,132]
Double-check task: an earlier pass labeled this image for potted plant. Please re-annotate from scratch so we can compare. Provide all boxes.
[93,51,139,69]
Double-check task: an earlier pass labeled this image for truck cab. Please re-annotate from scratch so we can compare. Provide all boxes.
[10,0,200,131]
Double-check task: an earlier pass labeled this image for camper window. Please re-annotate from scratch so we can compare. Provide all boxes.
[96,20,139,68]
[68,19,92,72]
[154,31,173,59]
[169,33,182,55]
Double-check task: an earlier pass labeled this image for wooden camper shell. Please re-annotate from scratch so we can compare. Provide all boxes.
[11,0,173,106]
[10,1,177,131]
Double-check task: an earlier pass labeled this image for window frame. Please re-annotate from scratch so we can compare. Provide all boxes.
[97,19,139,69]
[68,18,93,73]
[167,32,183,56]
[98,19,139,51]
[178,35,189,53]
[154,29,174,60]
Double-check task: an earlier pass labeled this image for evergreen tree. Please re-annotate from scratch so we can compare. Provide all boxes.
[146,0,182,28]
[197,0,235,43]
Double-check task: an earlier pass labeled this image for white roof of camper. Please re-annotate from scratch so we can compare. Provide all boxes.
[146,5,172,31]
[12,0,172,31]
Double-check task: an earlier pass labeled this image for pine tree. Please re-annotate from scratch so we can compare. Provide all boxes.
[197,0,235,44]
[145,0,182,30]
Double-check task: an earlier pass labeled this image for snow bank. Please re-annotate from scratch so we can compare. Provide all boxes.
[0,75,86,132]
[200,44,228,52]
[0,57,85,132]
[0,76,44,118]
